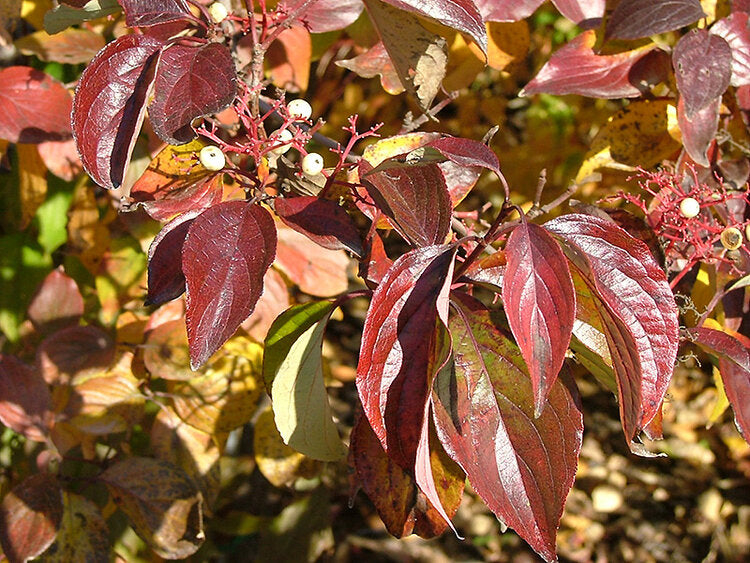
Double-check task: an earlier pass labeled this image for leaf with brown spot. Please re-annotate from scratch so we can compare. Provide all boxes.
[39,492,109,562]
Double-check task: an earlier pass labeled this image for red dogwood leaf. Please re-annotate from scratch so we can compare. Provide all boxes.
[356,244,456,469]
[0,473,63,563]
[673,29,732,118]
[426,135,502,178]
[146,210,201,306]
[475,0,543,22]
[286,0,363,33]
[275,196,363,257]
[545,214,679,450]
[551,0,605,25]
[710,12,750,87]
[150,42,237,145]
[72,34,164,189]
[27,269,84,334]
[119,0,192,28]
[521,30,657,99]
[677,96,719,167]
[37,325,115,384]
[605,0,705,40]
[0,66,72,143]
[692,327,750,441]
[183,202,277,369]
[434,295,582,562]
[503,221,575,416]
[382,0,486,54]
[0,354,53,442]
[359,160,451,247]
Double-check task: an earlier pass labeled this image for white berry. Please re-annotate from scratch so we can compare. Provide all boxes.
[301,152,324,176]
[287,99,312,121]
[208,2,229,23]
[679,197,700,219]
[199,145,225,171]
[269,129,293,155]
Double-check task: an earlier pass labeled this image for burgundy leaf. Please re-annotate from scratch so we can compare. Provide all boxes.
[356,244,456,469]
[27,269,84,334]
[0,66,72,143]
[119,0,192,27]
[72,34,164,189]
[285,0,363,32]
[677,95,719,167]
[550,0,605,25]
[545,214,679,449]
[150,42,237,145]
[503,221,575,416]
[0,474,63,563]
[275,196,363,257]
[37,325,115,385]
[359,232,393,287]
[146,210,200,306]
[434,295,582,562]
[130,170,224,222]
[474,0,544,22]
[710,12,750,87]
[359,160,452,247]
[382,0,486,54]
[605,0,705,40]
[426,136,502,178]
[673,29,732,118]
[691,327,750,441]
[521,31,658,99]
[183,202,277,369]
[0,355,52,442]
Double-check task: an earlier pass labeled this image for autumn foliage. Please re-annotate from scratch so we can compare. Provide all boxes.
[1,0,749,561]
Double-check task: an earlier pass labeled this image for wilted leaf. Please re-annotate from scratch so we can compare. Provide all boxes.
[264,301,347,461]
[0,354,52,442]
[433,295,583,562]
[72,34,163,189]
[14,28,104,64]
[356,244,456,469]
[100,457,204,559]
[711,12,750,87]
[43,0,121,34]
[503,221,575,416]
[673,29,731,118]
[521,31,658,99]
[363,0,448,110]
[183,202,276,369]
[37,325,115,384]
[677,95,719,167]
[0,474,63,563]
[0,66,72,143]
[39,492,109,562]
[150,42,237,145]
[605,0,705,40]
[27,269,84,334]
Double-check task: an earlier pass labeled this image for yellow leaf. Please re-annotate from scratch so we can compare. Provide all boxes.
[443,32,485,91]
[576,100,681,183]
[21,0,51,29]
[67,180,111,273]
[40,492,109,562]
[17,143,48,229]
[708,366,730,426]
[469,21,530,71]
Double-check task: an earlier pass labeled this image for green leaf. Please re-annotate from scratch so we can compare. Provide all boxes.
[264,301,347,461]
[35,176,74,255]
[43,0,121,35]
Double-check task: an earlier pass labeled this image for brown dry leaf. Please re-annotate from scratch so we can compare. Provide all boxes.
[169,337,264,433]
[67,179,111,273]
[363,0,448,110]
[151,406,224,510]
[15,27,104,63]
[100,457,204,559]
[39,491,110,562]
[254,406,319,488]
[17,143,48,229]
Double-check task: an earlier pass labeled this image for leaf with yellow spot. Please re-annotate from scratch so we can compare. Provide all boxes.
[17,144,48,229]
[576,100,681,184]
[254,407,319,488]
[39,492,109,562]
[169,337,264,434]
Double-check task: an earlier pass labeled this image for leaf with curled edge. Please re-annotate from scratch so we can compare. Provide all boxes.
[0,66,72,143]
[433,295,582,563]
[118,0,191,28]
[100,457,204,559]
[0,473,63,563]
[545,214,679,452]
[0,354,53,442]
[381,0,486,54]
[673,28,732,118]
[359,159,451,247]
[149,42,237,145]
[183,202,276,369]
[356,244,456,470]
[72,34,164,190]
[521,30,658,99]
[691,327,750,442]
[503,221,575,417]
[605,0,705,40]
[711,12,750,87]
